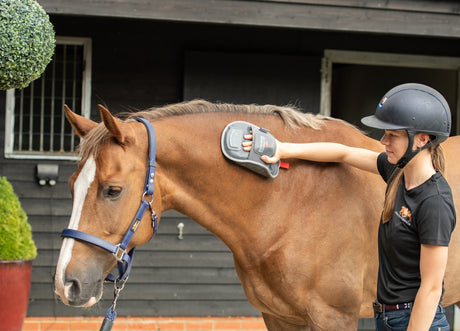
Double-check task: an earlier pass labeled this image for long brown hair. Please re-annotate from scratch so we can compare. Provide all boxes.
[382,144,446,223]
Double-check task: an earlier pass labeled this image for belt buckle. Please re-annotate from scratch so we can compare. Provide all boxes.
[373,302,383,313]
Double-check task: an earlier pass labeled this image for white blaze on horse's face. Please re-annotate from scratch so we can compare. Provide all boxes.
[54,156,97,306]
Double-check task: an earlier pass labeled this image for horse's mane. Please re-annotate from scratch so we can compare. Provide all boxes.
[127,99,324,129]
[79,100,338,162]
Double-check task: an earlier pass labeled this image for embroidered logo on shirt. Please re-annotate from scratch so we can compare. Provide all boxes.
[397,206,412,225]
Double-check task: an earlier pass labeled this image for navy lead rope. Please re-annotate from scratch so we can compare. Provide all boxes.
[60,117,158,331]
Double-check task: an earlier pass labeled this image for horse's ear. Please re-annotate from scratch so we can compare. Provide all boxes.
[98,104,130,144]
[64,105,98,138]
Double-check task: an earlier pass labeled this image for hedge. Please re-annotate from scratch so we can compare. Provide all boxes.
[0,176,37,261]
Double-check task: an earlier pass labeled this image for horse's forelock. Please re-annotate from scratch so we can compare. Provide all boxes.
[77,123,111,163]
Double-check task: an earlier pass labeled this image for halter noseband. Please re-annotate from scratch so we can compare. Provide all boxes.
[61,117,158,283]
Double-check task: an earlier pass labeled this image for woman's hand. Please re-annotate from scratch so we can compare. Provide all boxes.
[242,134,282,164]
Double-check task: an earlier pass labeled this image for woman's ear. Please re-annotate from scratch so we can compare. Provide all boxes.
[414,133,431,149]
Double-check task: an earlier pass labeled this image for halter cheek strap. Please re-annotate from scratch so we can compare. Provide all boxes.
[61,117,158,283]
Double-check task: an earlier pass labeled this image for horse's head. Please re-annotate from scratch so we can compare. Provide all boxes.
[54,105,158,307]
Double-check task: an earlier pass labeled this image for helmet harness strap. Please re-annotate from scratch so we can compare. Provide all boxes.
[397,130,433,168]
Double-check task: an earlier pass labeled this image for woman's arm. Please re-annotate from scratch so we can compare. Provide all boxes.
[243,137,380,174]
[407,244,448,331]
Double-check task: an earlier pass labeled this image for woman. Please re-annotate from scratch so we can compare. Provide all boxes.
[243,83,456,330]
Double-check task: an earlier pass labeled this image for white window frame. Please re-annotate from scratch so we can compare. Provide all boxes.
[4,36,92,160]
[320,49,460,134]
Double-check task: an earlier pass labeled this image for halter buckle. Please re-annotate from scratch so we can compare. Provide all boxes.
[113,245,127,262]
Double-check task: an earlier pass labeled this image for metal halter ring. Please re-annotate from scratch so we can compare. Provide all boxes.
[142,191,154,204]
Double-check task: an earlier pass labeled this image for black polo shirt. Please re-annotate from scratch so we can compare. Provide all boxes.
[376,152,456,304]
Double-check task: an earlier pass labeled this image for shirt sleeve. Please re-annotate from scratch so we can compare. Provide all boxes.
[416,195,456,246]
[377,152,397,183]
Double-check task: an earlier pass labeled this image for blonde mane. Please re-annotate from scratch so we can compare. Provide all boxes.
[79,100,330,162]
[127,99,325,129]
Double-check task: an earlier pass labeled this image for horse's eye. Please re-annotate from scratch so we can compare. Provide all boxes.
[104,186,122,199]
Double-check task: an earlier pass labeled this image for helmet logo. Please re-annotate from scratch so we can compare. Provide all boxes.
[378,96,388,109]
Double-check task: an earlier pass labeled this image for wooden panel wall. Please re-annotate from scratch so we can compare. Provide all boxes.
[39,0,460,38]
[184,51,321,112]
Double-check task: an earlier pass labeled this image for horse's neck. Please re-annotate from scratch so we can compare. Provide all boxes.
[153,114,284,249]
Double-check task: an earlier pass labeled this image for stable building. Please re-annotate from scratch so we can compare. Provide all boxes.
[1,1,460,329]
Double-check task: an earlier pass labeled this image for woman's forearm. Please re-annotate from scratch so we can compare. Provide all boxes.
[407,287,442,331]
[274,142,379,174]
[277,142,352,163]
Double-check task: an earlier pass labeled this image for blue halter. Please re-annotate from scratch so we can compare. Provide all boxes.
[60,117,158,330]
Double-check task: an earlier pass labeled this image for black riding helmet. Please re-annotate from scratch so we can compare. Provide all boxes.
[361,83,451,168]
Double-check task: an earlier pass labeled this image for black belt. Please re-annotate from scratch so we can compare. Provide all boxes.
[373,301,413,313]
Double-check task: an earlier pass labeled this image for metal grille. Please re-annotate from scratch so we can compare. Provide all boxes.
[12,43,84,155]
[4,37,91,160]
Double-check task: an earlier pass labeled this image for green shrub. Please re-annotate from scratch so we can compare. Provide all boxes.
[0,0,55,90]
[0,176,37,261]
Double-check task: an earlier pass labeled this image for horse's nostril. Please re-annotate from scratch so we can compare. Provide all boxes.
[62,276,101,307]
[64,278,81,303]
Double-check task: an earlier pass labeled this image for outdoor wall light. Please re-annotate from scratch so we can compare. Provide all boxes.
[36,164,59,186]
[177,222,185,240]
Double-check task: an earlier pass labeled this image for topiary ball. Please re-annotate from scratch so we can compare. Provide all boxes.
[0,0,55,90]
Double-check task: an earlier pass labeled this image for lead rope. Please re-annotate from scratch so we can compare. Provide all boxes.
[99,278,127,331]
[98,206,158,331]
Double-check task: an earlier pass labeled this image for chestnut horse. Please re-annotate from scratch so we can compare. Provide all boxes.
[54,100,460,330]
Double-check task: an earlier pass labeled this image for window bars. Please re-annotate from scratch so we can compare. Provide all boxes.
[5,37,92,160]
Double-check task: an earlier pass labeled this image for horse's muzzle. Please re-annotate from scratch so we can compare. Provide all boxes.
[55,273,101,307]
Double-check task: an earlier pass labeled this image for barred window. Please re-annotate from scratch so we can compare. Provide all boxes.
[4,36,92,160]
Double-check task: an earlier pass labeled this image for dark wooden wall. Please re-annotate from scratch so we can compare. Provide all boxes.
[39,0,460,39]
[0,12,459,328]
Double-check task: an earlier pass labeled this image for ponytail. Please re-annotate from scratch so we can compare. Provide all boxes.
[431,144,445,175]
[381,144,446,224]
[382,168,404,224]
